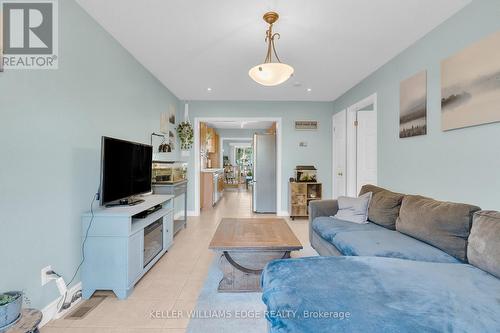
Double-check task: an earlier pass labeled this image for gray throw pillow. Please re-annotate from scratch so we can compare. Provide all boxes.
[359,185,404,230]
[396,195,481,262]
[468,211,500,279]
[333,192,373,224]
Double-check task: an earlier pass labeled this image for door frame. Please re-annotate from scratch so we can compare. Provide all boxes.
[194,117,283,216]
[332,93,378,198]
[347,93,377,196]
[331,109,347,199]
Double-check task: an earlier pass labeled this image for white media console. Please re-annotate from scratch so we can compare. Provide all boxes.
[81,195,174,300]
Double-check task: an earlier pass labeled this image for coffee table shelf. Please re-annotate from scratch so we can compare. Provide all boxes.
[209,218,302,292]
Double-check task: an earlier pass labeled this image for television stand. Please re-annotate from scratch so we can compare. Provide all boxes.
[81,195,174,300]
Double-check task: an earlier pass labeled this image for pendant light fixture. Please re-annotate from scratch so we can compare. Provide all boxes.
[249,12,294,86]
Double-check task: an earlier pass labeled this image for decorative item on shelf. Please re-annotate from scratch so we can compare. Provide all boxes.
[248,11,294,86]
[176,121,194,151]
[159,143,171,153]
[151,133,171,153]
[400,70,427,138]
[294,165,317,183]
[0,291,23,329]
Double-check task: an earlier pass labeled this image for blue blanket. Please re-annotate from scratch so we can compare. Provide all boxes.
[261,256,500,333]
[312,217,459,263]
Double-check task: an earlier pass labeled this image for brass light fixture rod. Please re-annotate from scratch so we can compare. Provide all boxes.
[262,12,282,64]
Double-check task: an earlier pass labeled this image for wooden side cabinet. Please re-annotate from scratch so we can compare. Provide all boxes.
[289,182,322,220]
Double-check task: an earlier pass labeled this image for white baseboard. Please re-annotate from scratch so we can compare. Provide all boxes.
[277,210,290,217]
[40,282,82,328]
[187,210,199,216]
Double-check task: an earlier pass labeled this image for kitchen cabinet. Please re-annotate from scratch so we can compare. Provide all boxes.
[200,122,220,169]
[206,128,216,153]
[200,169,224,210]
[208,131,220,168]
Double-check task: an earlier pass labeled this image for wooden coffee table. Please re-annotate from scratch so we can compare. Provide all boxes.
[209,218,302,292]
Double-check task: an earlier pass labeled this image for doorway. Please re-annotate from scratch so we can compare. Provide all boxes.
[332,93,378,198]
[193,117,283,216]
[220,140,253,191]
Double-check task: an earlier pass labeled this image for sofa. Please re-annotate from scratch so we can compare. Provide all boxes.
[261,185,500,332]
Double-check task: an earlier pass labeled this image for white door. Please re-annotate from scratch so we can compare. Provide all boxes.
[356,110,377,194]
[332,110,347,198]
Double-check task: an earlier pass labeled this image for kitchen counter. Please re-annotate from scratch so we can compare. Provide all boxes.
[201,168,223,173]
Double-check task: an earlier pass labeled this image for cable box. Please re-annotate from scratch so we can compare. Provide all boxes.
[133,204,163,219]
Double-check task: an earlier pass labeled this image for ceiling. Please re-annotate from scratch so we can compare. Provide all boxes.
[76,0,470,101]
[205,120,274,130]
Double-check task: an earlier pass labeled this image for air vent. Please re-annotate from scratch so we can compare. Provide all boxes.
[295,120,318,130]
[65,296,106,320]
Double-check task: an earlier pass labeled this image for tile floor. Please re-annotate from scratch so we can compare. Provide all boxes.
[42,190,316,333]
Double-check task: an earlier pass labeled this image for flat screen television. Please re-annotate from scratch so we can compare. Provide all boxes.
[100,136,153,206]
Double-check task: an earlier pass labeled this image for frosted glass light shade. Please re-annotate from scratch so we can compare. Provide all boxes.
[248,62,294,86]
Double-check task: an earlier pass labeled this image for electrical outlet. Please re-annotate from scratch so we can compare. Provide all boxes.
[41,265,53,286]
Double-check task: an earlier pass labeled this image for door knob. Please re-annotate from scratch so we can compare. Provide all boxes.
[337,172,343,176]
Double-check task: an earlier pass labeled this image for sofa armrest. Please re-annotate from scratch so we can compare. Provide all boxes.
[309,200,339,223]
[309,200,338,245]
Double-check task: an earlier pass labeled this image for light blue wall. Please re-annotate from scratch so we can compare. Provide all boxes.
[181,101,333,213]
[331,0,500,210]
[0,0,181,309]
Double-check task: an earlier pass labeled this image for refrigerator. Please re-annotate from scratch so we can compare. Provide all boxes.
[252,133,277,213]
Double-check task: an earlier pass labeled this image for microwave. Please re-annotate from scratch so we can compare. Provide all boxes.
[152,161,187,184]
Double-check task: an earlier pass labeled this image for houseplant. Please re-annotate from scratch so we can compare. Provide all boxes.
[0,291,23,328]
[176,121,194,151]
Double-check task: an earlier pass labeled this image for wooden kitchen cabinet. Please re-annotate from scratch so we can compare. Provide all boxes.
[200,170,224,210]
[207,128,216,153]
[200,172,214,210]
[200,122,208,152]
[201,127,219,168]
